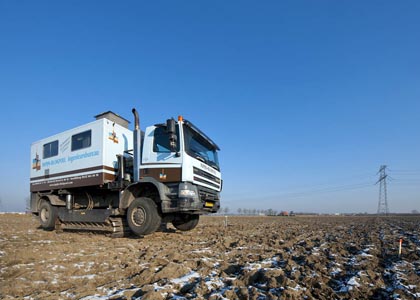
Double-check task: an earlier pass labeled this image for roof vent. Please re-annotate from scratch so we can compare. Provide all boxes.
[94,111,130,129]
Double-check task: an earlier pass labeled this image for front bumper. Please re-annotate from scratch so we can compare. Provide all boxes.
[162,182,220,213]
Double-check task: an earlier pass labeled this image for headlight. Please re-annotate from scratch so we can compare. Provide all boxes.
[178,182,198,198]
[179,189,196,197]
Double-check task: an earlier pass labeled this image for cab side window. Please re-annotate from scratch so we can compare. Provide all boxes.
[153,126,179,152]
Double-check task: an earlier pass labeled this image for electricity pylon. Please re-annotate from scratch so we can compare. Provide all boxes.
[376,165,389,215]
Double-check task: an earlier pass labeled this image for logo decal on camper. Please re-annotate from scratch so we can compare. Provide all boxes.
[159,169,167,180]
[108,123,119,143]
[60,137,70,153]
[32,153,41,171]
[108,131,119,143]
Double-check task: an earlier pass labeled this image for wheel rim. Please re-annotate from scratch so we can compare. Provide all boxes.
[40,207,50,223]
[131,207,146,227]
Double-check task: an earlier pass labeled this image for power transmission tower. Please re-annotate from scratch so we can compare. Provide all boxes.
[376,165,389,215]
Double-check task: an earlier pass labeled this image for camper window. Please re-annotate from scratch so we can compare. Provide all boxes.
[71,130,92,151]
[43,140,58,159]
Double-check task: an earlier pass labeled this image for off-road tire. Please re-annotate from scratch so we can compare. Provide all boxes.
[127,197,162,236]
[39,200,58,230]
[172,214,200,231]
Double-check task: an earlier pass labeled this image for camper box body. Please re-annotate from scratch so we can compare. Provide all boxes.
[30,116,132,194]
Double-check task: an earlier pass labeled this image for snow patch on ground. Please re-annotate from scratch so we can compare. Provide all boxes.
[171,271,201,285]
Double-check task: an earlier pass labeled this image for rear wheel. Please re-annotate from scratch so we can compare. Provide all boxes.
[39,200,58,230]
[172,214,200,231]
[127,197,161,236]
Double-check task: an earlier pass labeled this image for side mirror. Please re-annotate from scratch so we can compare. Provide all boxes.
[166,118,177,152]
[166,118,176,134]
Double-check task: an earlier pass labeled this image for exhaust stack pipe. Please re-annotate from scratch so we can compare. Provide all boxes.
[132,108,141,182]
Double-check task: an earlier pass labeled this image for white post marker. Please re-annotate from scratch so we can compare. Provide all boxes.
[225,215,228,227]
[398,238,403,257]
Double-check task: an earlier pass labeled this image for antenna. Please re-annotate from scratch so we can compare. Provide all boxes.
[376,165,389,215]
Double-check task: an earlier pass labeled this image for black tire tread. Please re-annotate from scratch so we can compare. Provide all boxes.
[39,200,58,230]
[127,197,162,236]
[172,214,200,231]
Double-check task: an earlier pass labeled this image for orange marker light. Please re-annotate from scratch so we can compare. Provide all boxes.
[178,115,183,122]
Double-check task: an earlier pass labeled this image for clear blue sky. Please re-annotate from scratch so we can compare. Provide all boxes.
[1,1,419,213]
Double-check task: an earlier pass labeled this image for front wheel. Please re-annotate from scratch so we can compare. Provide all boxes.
[39,200,58,230]
[172,214,200,231]
[127,197,162,236]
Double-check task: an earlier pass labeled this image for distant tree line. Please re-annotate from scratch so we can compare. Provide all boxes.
[217,207,280,216]
[217,207,420,216]
[236,208,278,216]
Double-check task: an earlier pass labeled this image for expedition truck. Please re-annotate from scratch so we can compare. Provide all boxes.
[30,109,221,237]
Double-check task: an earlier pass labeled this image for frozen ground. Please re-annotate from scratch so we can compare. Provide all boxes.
[0,214,419,299]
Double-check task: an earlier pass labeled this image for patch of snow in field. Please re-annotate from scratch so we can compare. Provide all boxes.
[192,248,212,253]
[81,286,141,300]
[0,250,5,257]
[170,295,187,300]
[73,261,94,271]
[71,274,96,280]
[153,282,170,289]
[330,267,342,276]
[346,257,359,266]
[60,291,76,299]
[171,271,201,285]
[382,258,420,299]
[289,284,307,291]
[243,257,279,271]
[12,263,35,269]
[205,276,225,289]
[347,276,360,287]
[35,240,53,244]
[243,262,262,271]
[192,241,209,245]
[79,294,108,300]
[49,264,66,271]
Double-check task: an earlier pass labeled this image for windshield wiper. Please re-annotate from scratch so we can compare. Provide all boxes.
[207,160,220,171]
[194,155,205,163]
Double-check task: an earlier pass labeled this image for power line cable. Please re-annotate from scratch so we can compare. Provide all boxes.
[389,169,420,174]
[234,181,375,202]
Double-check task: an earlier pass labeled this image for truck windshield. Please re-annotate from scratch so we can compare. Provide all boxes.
[183,125,220,170]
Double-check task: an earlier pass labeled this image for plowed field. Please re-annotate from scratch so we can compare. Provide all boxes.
[1,214,419,299]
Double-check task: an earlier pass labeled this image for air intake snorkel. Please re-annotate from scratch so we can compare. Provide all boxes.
[132,108,141,182]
